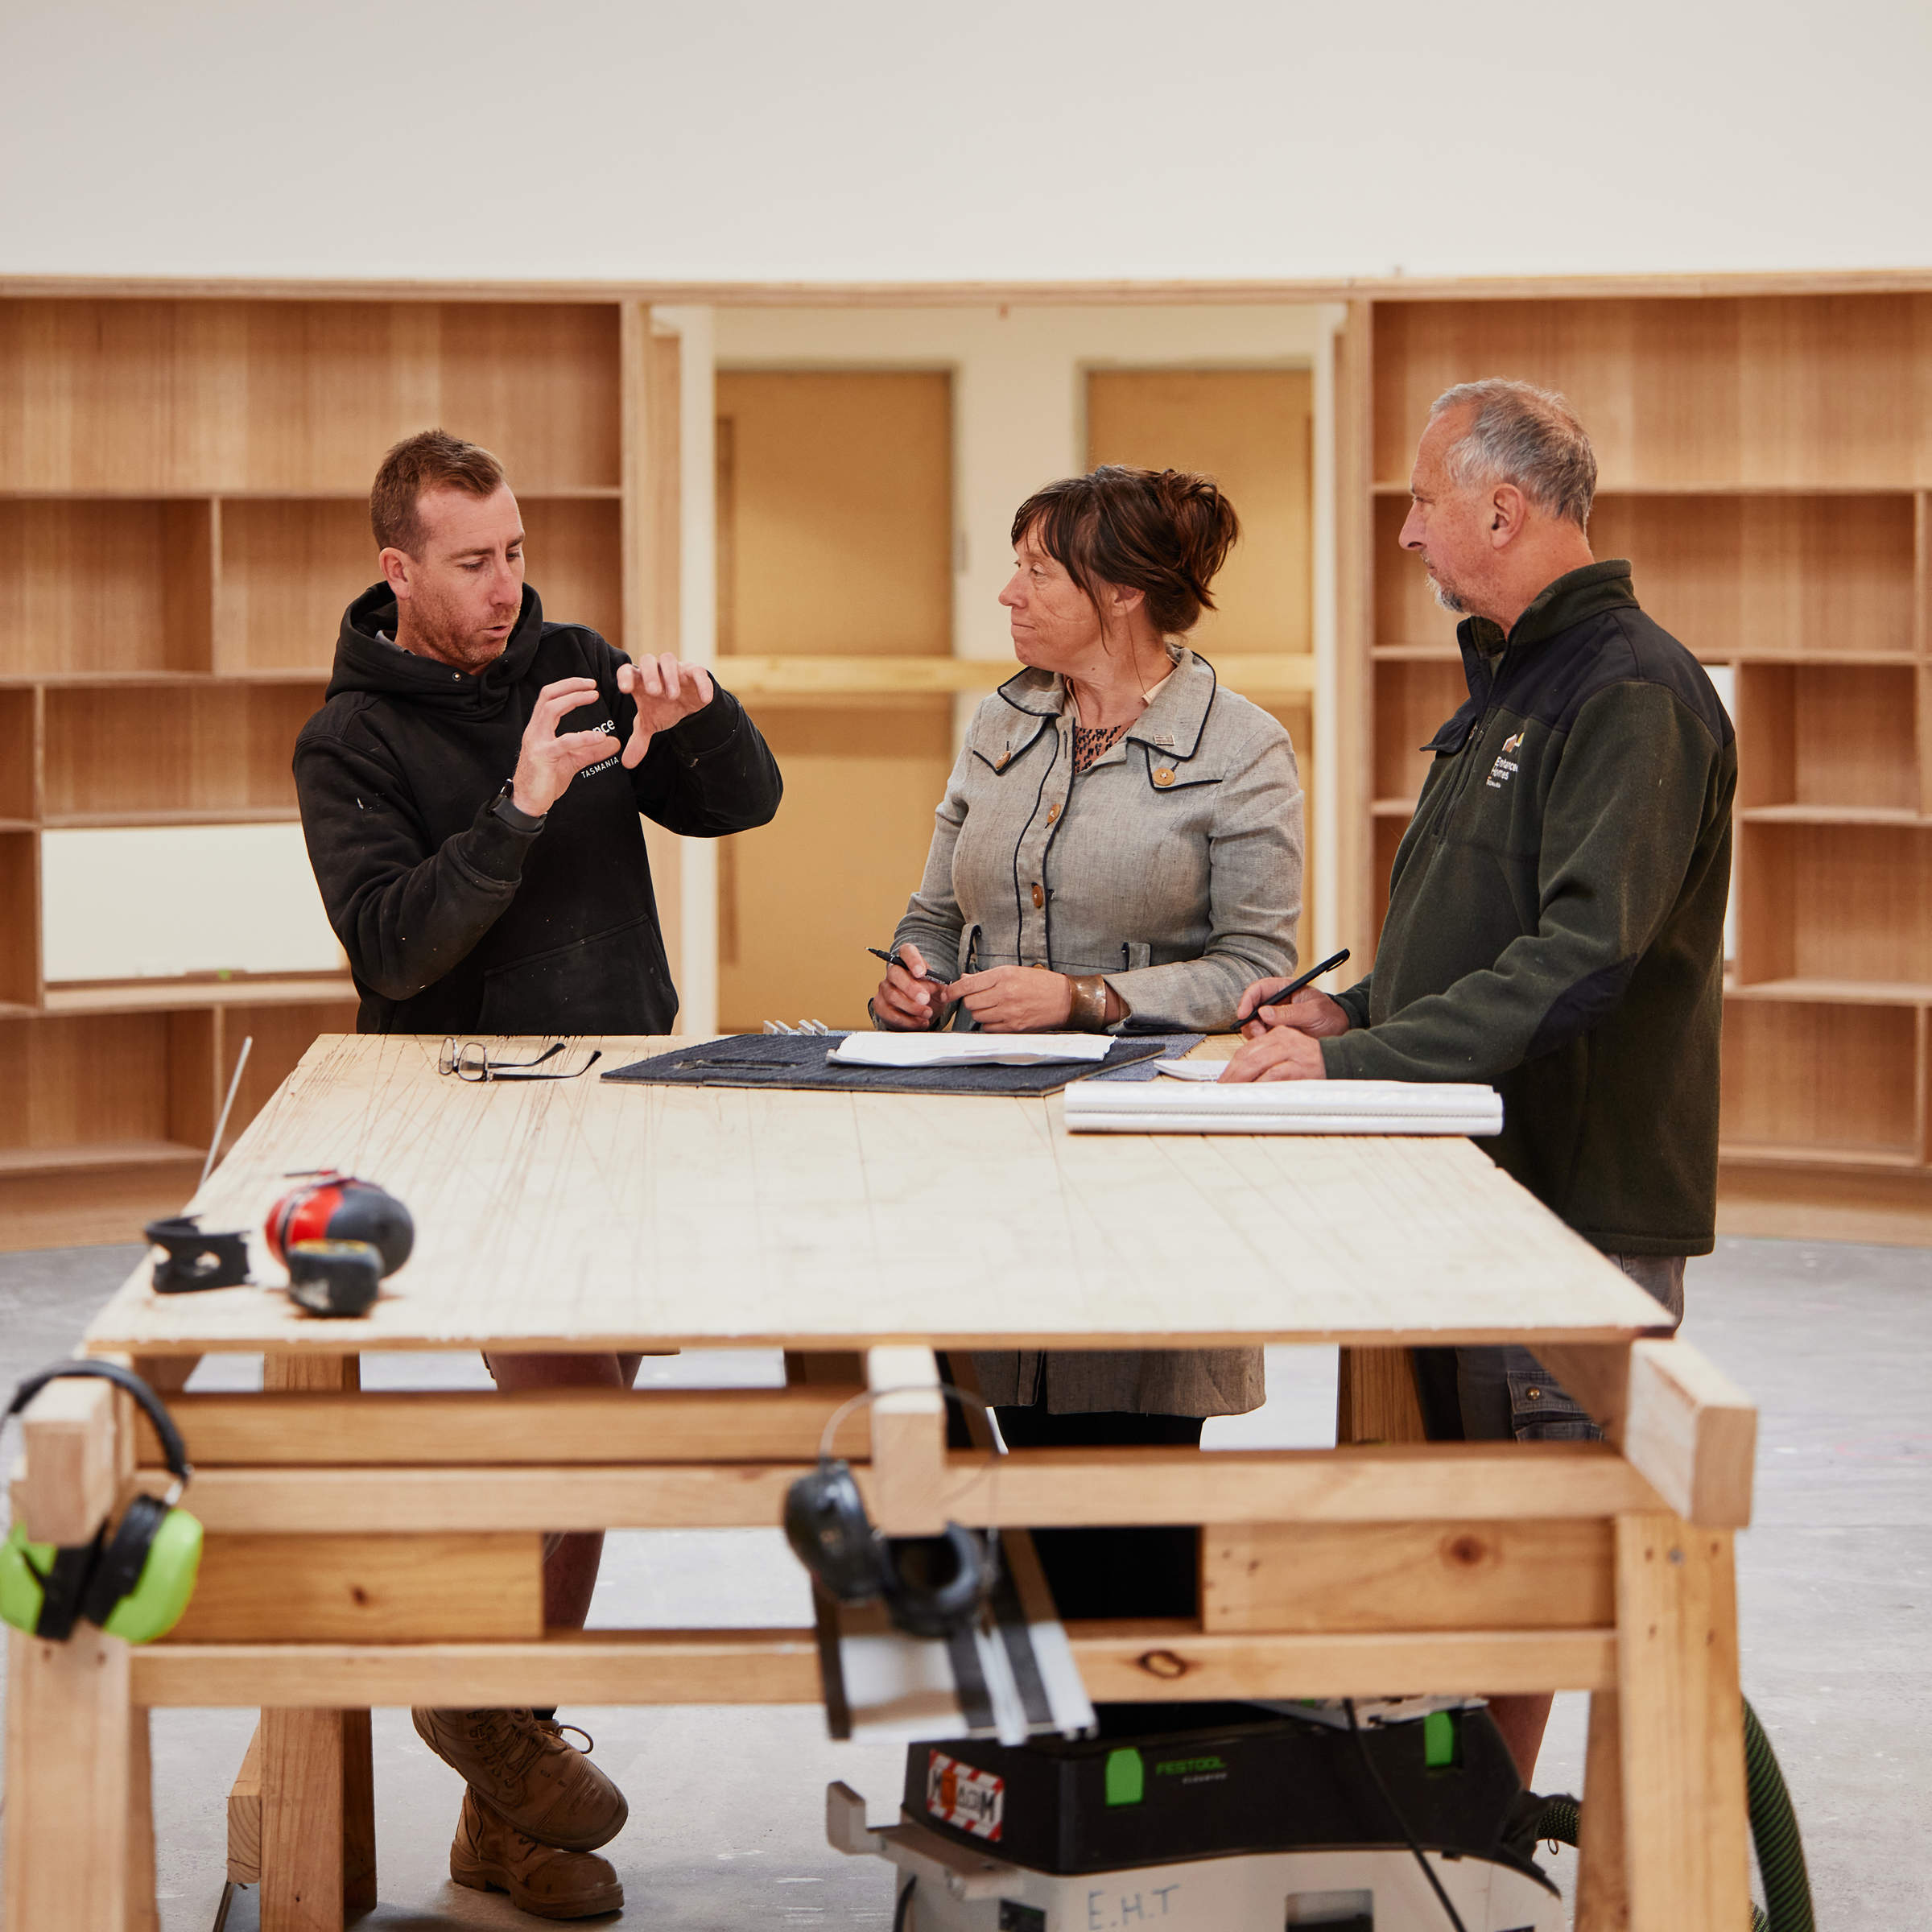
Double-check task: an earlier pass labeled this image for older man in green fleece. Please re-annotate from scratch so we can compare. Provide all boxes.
[1226,378,1736,1781]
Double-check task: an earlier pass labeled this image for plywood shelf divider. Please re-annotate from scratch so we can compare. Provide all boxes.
[43,809,307,829]
[0,1141,204,1180]
[0,687,37,823]
[1738,806,1928,827]
[1724,976,1931,1006]
[0,829,38,1009]
[1368,644,1919,668]
[716,652,1318,700]
[1718,1141,1924,1171]
[39,975,356,1016]
[1372,480,1930,497]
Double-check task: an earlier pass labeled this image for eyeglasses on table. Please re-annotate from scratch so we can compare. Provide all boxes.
[437,1039,604,1083]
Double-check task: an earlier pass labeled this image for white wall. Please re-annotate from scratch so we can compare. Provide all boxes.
[4,1,1929,283]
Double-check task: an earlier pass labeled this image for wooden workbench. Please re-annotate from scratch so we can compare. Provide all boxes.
[5,1034,1757,1930]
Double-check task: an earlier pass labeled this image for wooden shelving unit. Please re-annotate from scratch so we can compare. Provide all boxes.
[1353,292,1932,1241]
[0,294,667,1250]
[6,272,1930,1246]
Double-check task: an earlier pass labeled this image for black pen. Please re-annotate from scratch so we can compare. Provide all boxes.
[1245,948,1351,1018]
[866,947,954,1001]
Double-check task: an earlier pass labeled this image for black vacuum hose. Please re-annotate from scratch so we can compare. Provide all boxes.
[1742,1697,1814,1932]
[1530,1696,1811,1932]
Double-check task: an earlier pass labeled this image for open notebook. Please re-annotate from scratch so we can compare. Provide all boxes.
[1063,1079,1503,1136]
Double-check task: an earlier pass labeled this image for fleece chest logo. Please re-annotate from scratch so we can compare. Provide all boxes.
[579,718,621,779]
[1486,729,1525,791]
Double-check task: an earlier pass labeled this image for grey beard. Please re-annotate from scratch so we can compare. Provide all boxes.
[1427,574,1467,616]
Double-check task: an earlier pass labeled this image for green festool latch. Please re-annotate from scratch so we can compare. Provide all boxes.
[1422,1709,1460,1770]
[1104,1747,1146,1806]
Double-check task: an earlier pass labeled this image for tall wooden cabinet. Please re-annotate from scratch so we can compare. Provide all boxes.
[0,295,664,1249]
[1352,292,1932,1242]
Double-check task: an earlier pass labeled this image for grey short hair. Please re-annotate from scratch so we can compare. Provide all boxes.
[1430,379,1597,530]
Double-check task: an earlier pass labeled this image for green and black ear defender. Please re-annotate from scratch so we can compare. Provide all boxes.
[0,1361,203,1645]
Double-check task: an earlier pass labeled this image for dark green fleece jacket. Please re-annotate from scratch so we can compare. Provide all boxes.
[1324,561,1736,1255]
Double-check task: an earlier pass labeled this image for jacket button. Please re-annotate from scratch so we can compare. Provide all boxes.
[1031,883,1044,910]
[1153,768,1175,788]
[1046,803,1059,823]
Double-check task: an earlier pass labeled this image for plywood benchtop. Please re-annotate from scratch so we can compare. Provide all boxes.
[83,1033,1676,1358]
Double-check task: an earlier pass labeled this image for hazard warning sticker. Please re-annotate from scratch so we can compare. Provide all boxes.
[927,1749,1005,1841]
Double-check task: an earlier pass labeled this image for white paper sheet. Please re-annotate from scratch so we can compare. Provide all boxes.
[1152,1059,1226,1081]
[831,1033,1114,1069]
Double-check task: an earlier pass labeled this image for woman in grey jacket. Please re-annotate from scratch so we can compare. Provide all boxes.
[873,465,1305,1617]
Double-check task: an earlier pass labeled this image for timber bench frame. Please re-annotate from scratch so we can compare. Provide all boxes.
[4,1034,1757,1930]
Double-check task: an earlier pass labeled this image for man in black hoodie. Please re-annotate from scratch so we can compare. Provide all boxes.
[295,429,782,1918]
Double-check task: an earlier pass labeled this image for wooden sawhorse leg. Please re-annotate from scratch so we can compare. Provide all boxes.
[1334,1345,1429,1445]
[1575,1688,1629,1931]
[3,1626,134,1930]
[129,1704,159,1932]
[258,1709,377,1929]
[254,1353,376,1930]
[1604,1513,1751,1931]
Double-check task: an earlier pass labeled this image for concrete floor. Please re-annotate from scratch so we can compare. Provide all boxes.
[1,1236,1925,1930]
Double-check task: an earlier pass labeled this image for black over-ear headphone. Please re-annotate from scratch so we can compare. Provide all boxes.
[1,1362,202,1645]
[783,1386,1000,1640]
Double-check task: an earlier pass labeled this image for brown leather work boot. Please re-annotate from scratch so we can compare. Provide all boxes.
[450,1786,624,1920]
[413,1707,628,1852]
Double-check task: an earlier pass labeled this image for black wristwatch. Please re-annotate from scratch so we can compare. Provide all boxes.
[491,780,547,832]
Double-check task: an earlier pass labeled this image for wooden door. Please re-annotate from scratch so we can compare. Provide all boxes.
[1087,369,1316,971]
[712,371,955,1029]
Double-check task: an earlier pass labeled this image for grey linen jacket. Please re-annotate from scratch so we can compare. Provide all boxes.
[890,645,1303,1417]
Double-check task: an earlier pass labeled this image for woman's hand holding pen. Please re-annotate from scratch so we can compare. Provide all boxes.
[872,943,950,1030]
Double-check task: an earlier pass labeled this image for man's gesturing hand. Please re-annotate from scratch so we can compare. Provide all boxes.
[510,679,617,818]
[618,653,716,769]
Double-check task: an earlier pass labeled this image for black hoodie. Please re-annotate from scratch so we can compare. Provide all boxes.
[294,583,782,1034]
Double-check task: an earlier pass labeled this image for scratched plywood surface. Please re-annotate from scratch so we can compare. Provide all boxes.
[85,1035,1674,1356]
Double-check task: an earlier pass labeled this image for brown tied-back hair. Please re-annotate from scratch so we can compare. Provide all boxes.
[1010,465,1240,638]
[369,428,507,555]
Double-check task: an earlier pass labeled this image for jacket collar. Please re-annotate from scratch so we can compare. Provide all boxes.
[991,643,1220,763]
[1457,559,1637,700]
[1459,559,1637,659]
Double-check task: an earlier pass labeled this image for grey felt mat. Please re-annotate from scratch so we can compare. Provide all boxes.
[601,1030,1203,1097]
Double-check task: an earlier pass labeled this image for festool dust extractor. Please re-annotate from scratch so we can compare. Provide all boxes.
[828,1693,1814,1931]
[829,1698,1563,1931]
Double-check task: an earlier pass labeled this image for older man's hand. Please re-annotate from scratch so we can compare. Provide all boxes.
[1235,983,1352,1041]
[1220,1017,1331,1083]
